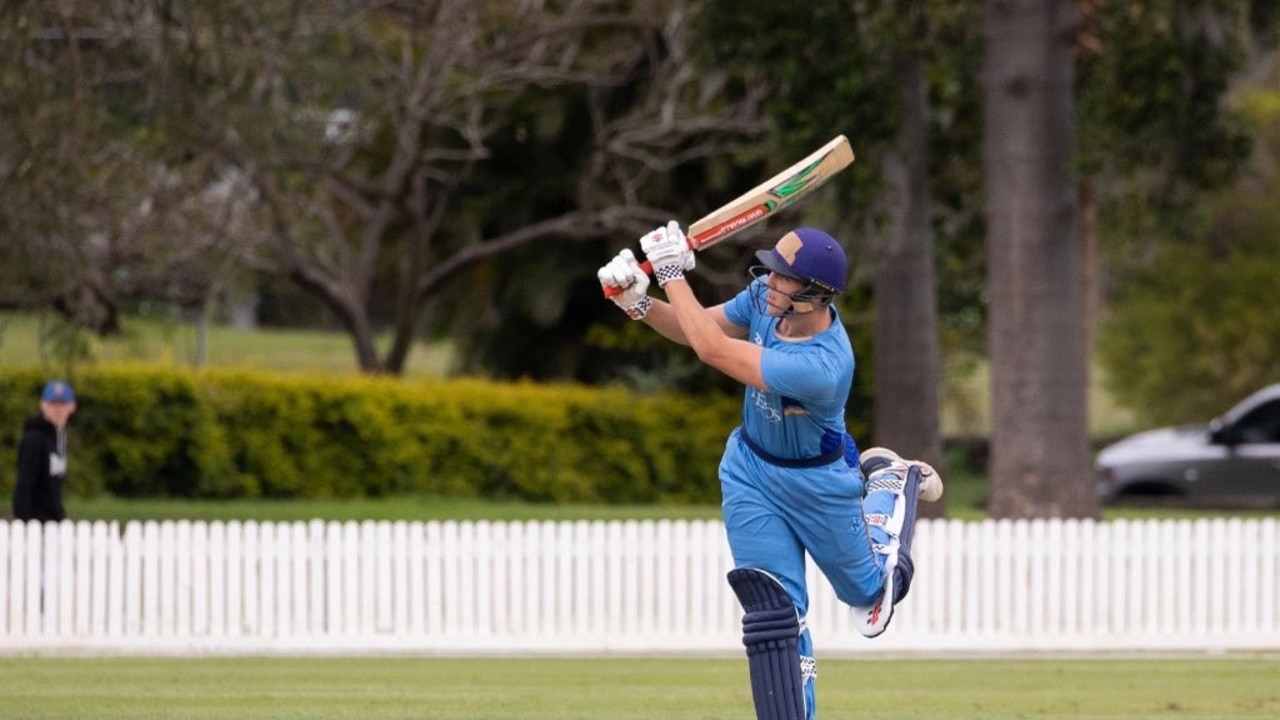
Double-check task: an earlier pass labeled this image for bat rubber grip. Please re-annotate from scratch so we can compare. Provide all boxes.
[602,259,654,298]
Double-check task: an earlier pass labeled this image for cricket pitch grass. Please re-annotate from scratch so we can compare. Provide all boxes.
[1,654,1276,719]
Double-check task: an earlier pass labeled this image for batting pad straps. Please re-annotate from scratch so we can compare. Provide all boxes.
[852,463,924,638]
[728,568,807,720]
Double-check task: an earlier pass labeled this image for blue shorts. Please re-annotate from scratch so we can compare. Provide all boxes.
[720,428,884,613]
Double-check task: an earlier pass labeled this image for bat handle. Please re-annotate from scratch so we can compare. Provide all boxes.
[601,259,654,298]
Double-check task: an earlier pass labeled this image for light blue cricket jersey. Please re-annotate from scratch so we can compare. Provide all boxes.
[722,279,855,461]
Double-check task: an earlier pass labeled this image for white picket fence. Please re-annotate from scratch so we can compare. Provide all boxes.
[1,517,1277,655]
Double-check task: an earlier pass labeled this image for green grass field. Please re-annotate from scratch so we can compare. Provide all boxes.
[0,312,453,377]
[940,352,1140,439]
[0,656,1275,719]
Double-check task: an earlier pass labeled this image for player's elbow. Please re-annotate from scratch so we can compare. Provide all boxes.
[692,338,735,371]
[692,343,720,367]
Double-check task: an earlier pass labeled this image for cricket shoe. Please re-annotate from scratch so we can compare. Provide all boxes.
[858,447,944,503]
[850,559,899,638]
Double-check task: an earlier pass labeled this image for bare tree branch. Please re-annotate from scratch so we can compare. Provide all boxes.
[4,1,772,373]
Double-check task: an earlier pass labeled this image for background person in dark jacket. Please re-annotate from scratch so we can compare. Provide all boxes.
[12,380,77,522]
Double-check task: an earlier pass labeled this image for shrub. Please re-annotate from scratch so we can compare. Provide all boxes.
[0,366,741,505]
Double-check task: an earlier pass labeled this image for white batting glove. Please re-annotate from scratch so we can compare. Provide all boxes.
[640,220,694,287]
[598,249,652,320]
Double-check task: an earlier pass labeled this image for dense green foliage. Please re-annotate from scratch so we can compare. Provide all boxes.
[690,0,986,351]
[1096,43,1280,426]
[0,366,739,504]
[1077,0,1253,199]
[1098,188,1280,425]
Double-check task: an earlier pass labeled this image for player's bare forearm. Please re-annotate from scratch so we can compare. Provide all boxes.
[662,280,765,390]
[643,296,744,347]
[637,298,691,345]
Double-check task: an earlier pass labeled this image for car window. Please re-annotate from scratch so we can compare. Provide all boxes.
[1234,399,1280,443]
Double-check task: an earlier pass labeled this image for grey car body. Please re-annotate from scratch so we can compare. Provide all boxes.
[1095,384,1280,507]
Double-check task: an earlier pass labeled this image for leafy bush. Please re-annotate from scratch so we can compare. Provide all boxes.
[0,366,742,505]
[1098,195,1280,425]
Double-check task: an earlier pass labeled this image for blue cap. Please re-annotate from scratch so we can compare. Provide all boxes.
[754,228,847,294]
[41,380,76,403]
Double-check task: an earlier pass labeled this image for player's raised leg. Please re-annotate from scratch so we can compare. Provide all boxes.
[728,568,816,720]
[849,447,943,638]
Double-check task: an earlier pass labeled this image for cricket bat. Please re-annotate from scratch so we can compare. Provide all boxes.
[603,134,855,297]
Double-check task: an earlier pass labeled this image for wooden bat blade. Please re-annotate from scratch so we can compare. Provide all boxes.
[602,135,854,298]
[686,134,854,250]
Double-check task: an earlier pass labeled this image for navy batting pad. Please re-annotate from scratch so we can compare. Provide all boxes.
[728,568,806,720]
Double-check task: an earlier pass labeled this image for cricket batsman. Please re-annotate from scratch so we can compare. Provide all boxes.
[598,223,943,720]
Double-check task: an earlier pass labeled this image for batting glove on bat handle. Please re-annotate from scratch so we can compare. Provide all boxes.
[602,259,653,298]
[598,250,652,318]
[640,221,695,287]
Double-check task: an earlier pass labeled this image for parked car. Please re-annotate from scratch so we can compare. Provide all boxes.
[1095,384,1280,508]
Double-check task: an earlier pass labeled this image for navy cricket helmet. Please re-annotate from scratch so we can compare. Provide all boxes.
[753,228,847,298]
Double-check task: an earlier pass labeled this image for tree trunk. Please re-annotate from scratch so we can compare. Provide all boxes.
[872,51,946,517]
[982,0,1096,519]
[1080,176,1100,384]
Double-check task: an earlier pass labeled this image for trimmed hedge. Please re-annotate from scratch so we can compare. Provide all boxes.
[0,366,740,504]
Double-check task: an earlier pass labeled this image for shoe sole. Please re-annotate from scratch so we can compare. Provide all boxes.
[860,447,944,502]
